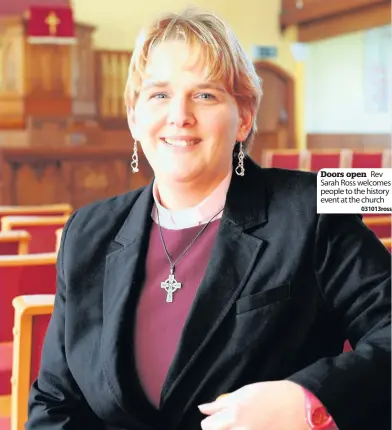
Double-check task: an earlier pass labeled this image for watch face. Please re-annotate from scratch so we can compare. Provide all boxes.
[311,406,333,426]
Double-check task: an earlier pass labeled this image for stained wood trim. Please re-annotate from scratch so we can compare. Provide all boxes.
[1,215,69,231]
[0,15,23,27]
[0,394,10,416]
[0,119,25,129]
[99,118,128,130]
[95,50,132,127]
[0,252,57,266]
[363,216,391,226]
[75,22,96,32]
[24,97,73,117]
[11,295,55,430]
[55,228,63,252]
[12,294,55,315]
[298,2,390,42]
[0,203,72,216]
[0,145,134,161]
[95,49,131,57]
[94,50,102,123]
[381,238,391,249]
[281,0,387,26]
[307,134,390,150]
[0,231,30,240]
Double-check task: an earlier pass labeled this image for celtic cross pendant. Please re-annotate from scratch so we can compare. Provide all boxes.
[161,271,182,303]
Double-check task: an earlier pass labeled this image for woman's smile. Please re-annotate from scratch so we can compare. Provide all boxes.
[160,137,201,147]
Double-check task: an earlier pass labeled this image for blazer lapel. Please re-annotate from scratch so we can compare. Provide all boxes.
[101,182,158,419]
[160,158,269,419]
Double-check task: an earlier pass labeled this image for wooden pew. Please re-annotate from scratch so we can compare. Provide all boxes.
[304,150,348,172]
[0,254,57,400]
[262,149,305,170]
[381,238,391,253]
[260,149,391,171]
[0,204,72,224]
[348,150,389,169]
[0,231,30,255]
[1,216,68,253]
[10,295,54,430]
[363,216,391,239]
[55,228,63,253]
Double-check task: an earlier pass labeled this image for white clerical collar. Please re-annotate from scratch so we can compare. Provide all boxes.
[151,170,232,230]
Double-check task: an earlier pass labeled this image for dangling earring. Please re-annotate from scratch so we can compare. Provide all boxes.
[130,140,139,173]
[235,142,245,176]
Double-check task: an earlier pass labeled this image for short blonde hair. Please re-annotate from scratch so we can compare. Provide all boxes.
[125,8,262,150]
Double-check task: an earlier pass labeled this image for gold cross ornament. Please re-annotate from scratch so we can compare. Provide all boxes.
[45,11,61,36]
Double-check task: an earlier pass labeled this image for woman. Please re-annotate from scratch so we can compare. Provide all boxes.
[27,8,391,430]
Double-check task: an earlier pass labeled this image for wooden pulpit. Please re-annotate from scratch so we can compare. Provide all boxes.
[0,4,98,147]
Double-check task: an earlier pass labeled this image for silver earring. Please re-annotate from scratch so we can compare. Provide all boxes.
[130,140,139,173]
[235,142,245,176]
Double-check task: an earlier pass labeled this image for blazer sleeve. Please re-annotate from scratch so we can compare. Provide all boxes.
[26,213,104,430]
[287,214,391,430]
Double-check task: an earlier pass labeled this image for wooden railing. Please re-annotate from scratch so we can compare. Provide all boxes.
[95,50,131,128]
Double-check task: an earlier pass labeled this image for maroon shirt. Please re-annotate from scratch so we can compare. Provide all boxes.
[134,219,220,408]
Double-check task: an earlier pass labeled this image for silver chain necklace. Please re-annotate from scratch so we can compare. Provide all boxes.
[156,206,224,303]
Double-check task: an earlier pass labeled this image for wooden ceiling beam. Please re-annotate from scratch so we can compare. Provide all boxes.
[298,2,390,42]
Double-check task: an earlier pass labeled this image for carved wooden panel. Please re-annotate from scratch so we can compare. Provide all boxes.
[72,24,96,119]
[3,40,19,93]
[95,50,130,127]
[67,160,128,208]
[24,42,72,117]
[25,44,71,96]
[0,34,3,93]
[0,146,152,207]
[0,19,25,128]
[0,94,25,128]
[13,161,66,205]
[0,19,24,95]
[27,117,68,146]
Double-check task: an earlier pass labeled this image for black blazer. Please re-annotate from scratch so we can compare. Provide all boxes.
[27,157,391,430]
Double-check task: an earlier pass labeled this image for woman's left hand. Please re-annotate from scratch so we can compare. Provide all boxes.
[199,380,309,430]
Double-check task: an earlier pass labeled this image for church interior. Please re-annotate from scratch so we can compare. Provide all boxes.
[0,0,391,428]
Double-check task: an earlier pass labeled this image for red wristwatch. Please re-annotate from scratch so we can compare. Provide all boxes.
[303,388,337,430]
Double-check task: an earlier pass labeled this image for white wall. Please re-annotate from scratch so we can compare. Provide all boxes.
[305,26,391,134]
